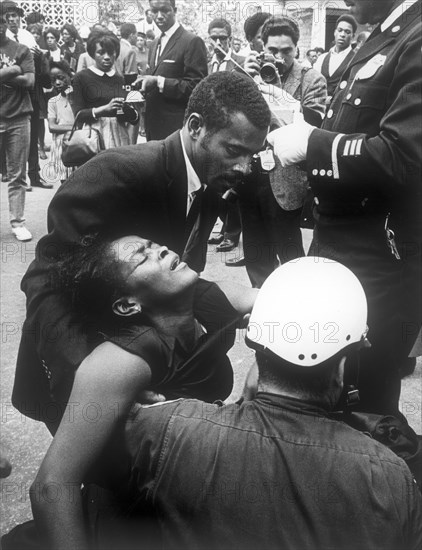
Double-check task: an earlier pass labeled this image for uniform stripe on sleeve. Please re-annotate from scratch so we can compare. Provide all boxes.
[332,134,345,180]
[343,140,351,156]
[350,140,357,156]
[356,138,363,156]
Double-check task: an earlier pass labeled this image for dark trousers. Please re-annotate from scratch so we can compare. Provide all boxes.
[28,104,41,186]
[218,196,242,245]
[310,212,422,416]
[238,171,305,288]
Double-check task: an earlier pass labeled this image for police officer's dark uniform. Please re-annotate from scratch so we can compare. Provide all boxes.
[307,0,422,415]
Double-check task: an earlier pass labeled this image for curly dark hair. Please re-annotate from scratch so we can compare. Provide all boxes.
[49,58,73,77]
[243,12,271,42]
[208,18,231,36]
[336,14,357,33]
[50,236,125,326]
[61,23,82,42]
[261,16,300,46]
[86,30,120,59]
[184,72,270,133]
[43,26,60,42]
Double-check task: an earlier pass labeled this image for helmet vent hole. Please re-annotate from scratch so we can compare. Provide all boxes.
[346,335,351,341]
[298,354,305,361]
[311,354,317,360]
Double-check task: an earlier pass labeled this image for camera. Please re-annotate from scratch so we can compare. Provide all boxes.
[257,53,285,84]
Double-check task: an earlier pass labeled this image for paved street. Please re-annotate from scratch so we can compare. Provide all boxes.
[1,153,421,536]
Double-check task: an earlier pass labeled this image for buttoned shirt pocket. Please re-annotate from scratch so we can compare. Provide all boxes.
[339,82,390,134]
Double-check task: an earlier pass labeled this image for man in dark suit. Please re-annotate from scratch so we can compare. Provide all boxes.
[268,0,422,417]
[138,0,208,141]
[13,72,271,431]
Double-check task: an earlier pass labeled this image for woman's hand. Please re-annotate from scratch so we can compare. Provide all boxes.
[98,97,125,116]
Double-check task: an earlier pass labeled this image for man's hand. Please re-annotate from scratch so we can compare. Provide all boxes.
[141,75,159,93]
[267,118,315,167]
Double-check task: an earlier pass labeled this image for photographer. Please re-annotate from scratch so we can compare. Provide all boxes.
[72,30,138,150]
[238,16,327,287]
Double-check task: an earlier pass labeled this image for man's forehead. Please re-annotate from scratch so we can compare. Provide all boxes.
[210,27,230,36]
[150,0,174,9]
[336,22,353,31]
[266,35,294,46]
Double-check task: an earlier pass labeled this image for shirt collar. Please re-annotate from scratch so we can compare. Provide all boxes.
[120,38,132,47]
[89,65,116,77]
[6,27,37,48]
[380,0,419,31]
[330,45,352,56]
[179,131,203,196]
[161,21,180,40]
[211,48,232,65]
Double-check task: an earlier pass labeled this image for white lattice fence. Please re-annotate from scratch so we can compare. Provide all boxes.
[19,0,143,28]
[19,0,88,29]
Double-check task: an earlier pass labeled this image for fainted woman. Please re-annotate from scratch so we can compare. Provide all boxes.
[14,234,257,550]
[71,30,139,149]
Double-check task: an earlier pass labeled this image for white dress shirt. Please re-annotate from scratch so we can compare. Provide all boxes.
[180,131,203,216]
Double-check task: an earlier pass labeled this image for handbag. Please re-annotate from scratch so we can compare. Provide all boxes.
[62,113,105,167]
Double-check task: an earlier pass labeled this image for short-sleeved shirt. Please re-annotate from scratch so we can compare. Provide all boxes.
[104,279,241,403]
[47,93,75,126]
[0,39,34,120]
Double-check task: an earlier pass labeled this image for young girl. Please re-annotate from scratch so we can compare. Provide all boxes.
[47,60,75,184]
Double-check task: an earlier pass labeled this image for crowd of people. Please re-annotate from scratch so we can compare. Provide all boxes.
[1,0,421,548]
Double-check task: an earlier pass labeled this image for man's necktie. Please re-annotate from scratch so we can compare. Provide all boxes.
[13,32,19,43]
[185,188,204,242]
[155,32,166,65]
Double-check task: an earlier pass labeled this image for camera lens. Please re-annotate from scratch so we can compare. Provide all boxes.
[260,63,278,84]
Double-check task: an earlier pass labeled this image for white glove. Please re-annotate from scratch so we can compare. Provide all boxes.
[266,116,315,167]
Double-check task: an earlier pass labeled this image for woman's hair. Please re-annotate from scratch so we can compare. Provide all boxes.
[51,236,126,326]
[43,26,60,42]
[61,23,82,41]
[49,58,73,77]
[243,12,271,42]
[86,30,120,59]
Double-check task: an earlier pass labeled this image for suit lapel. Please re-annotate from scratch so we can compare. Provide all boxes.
[163,131,188,252]
[283,61,302,98]
[149,38,160,72]
[153,26,184,74]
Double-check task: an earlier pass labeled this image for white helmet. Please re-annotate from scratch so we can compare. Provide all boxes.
[246,257,368,366]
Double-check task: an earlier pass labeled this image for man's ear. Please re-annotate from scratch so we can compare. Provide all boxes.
[112,297,142,317]
[187,113,204,139]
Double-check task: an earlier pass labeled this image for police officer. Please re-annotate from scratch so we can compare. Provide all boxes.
[268,0,422,416]
[85,259,422,549]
